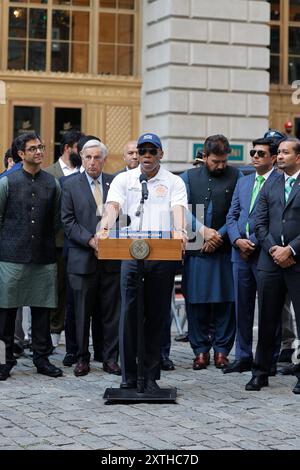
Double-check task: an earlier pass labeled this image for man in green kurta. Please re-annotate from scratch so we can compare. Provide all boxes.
[0,132,63,381]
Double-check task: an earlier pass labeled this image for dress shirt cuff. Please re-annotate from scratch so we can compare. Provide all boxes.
[289,244,296,256]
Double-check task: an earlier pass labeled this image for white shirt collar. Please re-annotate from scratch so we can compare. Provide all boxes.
[284,169,300,181]
[255,168,274,181]
[85,171,103,186]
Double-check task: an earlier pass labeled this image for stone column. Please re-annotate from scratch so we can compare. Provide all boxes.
[141,0,270,171]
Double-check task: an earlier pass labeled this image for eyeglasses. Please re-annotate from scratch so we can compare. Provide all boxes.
[25,144,45,154]
[250,149,267,158]
[138,148,159,156]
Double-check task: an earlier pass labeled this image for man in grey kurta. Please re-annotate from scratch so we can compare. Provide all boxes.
[0,131,63,381]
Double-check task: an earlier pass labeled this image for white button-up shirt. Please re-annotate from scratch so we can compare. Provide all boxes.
[106,165,187,232]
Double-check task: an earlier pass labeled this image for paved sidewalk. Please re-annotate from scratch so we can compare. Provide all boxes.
[0,333,300,451]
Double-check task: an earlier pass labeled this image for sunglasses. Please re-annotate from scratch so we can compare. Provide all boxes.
[138,148,159,156]
[250,149,267,158]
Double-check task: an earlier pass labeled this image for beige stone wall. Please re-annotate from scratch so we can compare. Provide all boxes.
[141,0,271,171]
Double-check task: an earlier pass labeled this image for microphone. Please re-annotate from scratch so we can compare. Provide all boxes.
[139,173,148,201]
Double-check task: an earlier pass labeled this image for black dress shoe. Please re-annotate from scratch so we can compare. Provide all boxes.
[145,379,160,392]
[36,361,63,378]
[160,358,175,371]
[13,342,24,358]
[0,365,11,381]
[63,353,77,367]
[245,376,268,391]
[279,363,300,376]
[103,361,121,375]
[223,360,252,374]
[292,379,300,394]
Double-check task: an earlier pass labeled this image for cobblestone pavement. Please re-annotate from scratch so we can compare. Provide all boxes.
[1,328,300,451]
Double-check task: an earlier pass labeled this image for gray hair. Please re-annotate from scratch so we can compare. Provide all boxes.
[81,140,108,158]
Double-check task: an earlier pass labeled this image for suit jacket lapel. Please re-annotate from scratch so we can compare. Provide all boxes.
[278,174,286,208]
[284,173,300,209]
[247,173,256,215]
[80,172,97,210]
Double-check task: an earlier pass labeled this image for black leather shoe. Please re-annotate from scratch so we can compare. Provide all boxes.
[245,376,268,391]
[145,379,160,392]
[292,379,300,394]
[103,361,121,375]
[279,363,300,376]
[0,365,11,381]
[63,353,77,367]
[223,360,252,374]
[160,358,175,371]
[36,361,63,378]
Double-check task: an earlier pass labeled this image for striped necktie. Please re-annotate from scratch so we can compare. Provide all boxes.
[285,177,296,203]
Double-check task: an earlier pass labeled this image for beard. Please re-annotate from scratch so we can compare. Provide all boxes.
[209,168,225,177]
[69,151,82,168]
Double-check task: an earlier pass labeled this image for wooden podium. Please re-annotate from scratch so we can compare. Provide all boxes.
[98,234,182,404]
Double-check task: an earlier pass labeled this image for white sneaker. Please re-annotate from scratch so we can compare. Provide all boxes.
[51,333,61,348]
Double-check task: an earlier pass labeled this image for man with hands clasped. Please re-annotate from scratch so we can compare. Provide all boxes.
[245,138,300,393]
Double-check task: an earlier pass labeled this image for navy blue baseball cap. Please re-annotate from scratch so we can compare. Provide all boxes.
[263,129,286,141]
[137,133,162,149]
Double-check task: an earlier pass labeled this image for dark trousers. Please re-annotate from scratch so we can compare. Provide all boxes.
[64,277,77,356]
[50,248,66,334]
[0,307,52,367]
[187,301,236,355]
[233,259,281,363]
[254,268,300,378]
[68,263,120,363]
[160,310,172,360]
[119,260,176,383]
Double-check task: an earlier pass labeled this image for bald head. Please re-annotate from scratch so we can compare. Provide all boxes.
[123,140,138,170]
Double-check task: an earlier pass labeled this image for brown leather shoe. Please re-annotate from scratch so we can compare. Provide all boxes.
[193,352,210,370]
[74,361,90,377]
[214,352,229,369]
[103,361,121,375]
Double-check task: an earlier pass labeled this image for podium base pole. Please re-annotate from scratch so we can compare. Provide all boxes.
[103,387,177,404]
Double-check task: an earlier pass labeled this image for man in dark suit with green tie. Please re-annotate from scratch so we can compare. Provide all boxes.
[245,138,300,394]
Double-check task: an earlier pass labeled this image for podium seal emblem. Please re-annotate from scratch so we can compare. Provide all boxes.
[129,239,150,260]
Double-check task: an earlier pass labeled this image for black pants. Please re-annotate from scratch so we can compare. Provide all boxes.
[254,268,300,378]
[68,263,120,363]
[0,307,52,367]
[119,260,176,383]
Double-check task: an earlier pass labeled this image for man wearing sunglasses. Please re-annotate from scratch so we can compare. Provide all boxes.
[245,137,300,394]
[225,137,278,375]
[99,133,187,392]
[0,132,62,380]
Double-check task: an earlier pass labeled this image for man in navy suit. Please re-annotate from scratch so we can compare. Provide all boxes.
[225,137,278,373]
[61,140,121,377]
[245,137,300,393]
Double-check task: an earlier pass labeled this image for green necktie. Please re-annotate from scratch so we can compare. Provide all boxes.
[285,177,296,203]
[246,175,265,236]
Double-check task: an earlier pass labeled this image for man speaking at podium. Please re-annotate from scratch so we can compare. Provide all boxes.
[99,133,188,391]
